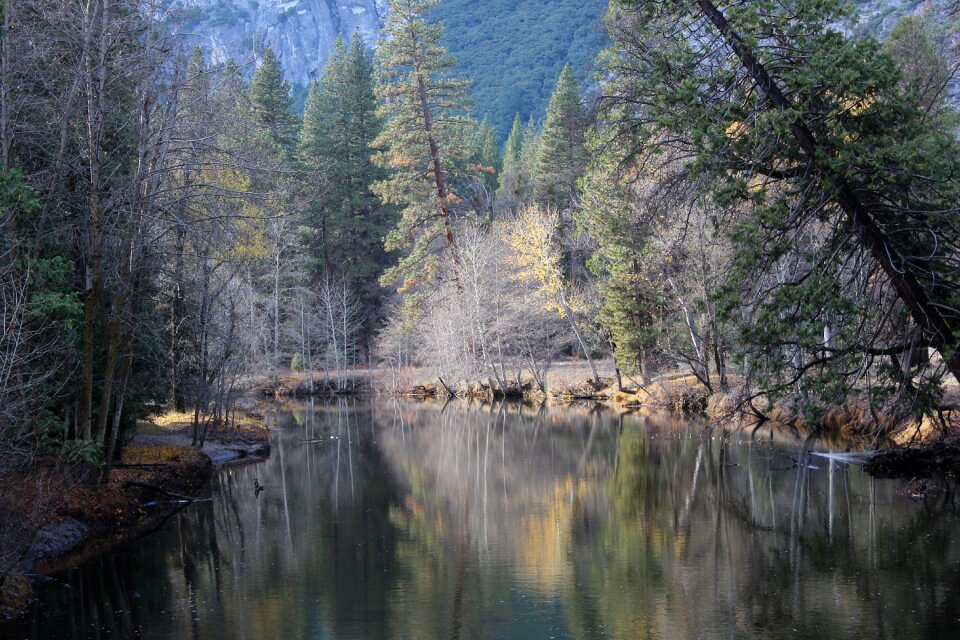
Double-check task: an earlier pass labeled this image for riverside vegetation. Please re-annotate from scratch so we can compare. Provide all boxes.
[2,0,960,617]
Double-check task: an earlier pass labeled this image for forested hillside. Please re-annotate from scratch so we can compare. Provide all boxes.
[432,0,608,140]
[3,0,960,615]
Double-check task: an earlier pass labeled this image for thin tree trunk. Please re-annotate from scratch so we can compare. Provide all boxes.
[415,72,463,286]
[556,290,599,384]
[0,0,13,168]
[273,248,281,376]
[101,351,131,484]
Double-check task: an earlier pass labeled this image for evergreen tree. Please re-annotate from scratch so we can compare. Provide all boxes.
[250,48,297,154]
[372,0,474,291]
[184,47,210,107]
[495,114,525,212]
[212,59,253,155]
[578,133,667,379]
[299,32,390,310]
[603,0,960,415]
[534,64,588,208]
[511,116,541,207]
[471,118,501,190]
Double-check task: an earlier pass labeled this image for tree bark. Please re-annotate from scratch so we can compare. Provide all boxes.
[79,0,110,440]
[415,72,463,286]
[695,0,960,385]
[0,0,13,168]
[556,290,600,384]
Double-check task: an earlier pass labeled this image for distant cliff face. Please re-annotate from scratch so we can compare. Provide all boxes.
[855,0,941,35]
[169,0,381,87]
[167,0,951,114]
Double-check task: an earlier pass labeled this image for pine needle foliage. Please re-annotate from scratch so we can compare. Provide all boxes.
[372,0,475,291]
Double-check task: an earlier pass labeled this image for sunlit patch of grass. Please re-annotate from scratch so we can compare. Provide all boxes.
[151,411,196,429]
[121,443,206,467]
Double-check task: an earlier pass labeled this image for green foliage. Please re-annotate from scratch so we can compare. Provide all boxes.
[59,437,103,466]
[250,48,298,153]
[0,170,81,446]
[534,64,590,209]
[603,0,960,417]
[0,168,80,348]
[299,33,393,308]
[578,134,667,375]
[430,0,608,142]
[470,118,501,191]
[373,0,474,290]
[518,117,541,202]
[883,13,956,127]
[291,352,304,372]
[495,114,525,212]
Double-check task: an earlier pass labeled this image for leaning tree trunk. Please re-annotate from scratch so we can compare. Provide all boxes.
[415,72,463,287]
[695,0,960,386]
[556,290,600,385]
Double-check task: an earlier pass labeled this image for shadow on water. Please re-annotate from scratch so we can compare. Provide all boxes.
[3,398,960,639]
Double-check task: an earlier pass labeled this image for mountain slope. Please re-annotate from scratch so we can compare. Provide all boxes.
[431,0,609,142]
[171,1,948,138]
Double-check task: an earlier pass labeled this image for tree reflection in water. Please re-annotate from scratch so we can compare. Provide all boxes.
[4,399,959,640]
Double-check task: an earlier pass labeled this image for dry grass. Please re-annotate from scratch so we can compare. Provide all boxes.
[137,409,269,444]
[149,410,197,429]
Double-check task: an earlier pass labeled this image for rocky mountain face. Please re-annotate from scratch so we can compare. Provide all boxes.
[856,0,940,35]
[167,0,380,87]
[169,1,950,107]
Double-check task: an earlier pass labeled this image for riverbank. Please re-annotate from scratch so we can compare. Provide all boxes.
[0,414,271,620]
[380,362,960,478]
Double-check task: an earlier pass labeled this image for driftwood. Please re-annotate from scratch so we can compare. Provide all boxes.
[437,376,456,398]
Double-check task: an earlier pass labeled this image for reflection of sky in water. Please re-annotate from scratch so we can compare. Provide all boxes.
[4,399,960,640]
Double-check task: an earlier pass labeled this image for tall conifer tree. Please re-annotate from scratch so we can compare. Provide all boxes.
[534,64,588,208]
[519,116,541,200]
[299,32,390,307]
[372,0,473,291]
[496,114,525,212]
[471,118,501,190]
[250,49,297,154]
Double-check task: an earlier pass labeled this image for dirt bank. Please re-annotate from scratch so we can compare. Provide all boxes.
[862,435,960,479]
[0,418,271,620]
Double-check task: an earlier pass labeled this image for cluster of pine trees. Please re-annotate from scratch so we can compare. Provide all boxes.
[0,1,396,495]
[2,0,960,499]
[373,0,960,431]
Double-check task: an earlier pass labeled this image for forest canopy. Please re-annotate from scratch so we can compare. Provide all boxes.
[0,0,959,552]
[431,0,609,141]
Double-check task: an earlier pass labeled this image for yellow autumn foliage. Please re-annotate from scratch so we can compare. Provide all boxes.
[503,204,567,315]
[198,166,270,261]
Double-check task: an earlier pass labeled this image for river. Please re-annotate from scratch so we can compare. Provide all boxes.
[3,399,959,639]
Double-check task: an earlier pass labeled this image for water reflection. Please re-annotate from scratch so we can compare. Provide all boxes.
[3,400,959,639]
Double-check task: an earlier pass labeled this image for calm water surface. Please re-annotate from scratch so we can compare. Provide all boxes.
[3,400,960,639]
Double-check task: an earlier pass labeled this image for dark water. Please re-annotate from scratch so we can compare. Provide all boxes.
[3,400,960,640]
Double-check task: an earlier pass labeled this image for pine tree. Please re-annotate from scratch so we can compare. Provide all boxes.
[372,0,474,291]
[604,0,960,411]
[250,48,297,154]
[214,59,252,154]
[299,32,390,308]
[578,132,666,378]
[471,118,500,190]
[534,64,588,208]
[495,114,525,212]
[518,116,541,200]
[184,47,209,107]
